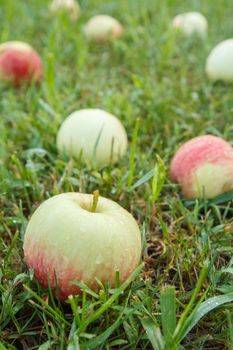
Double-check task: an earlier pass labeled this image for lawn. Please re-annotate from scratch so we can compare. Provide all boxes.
[1,0,233,349]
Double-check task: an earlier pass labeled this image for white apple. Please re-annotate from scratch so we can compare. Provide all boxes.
[84,15,124,43]
[205,39,233,82]
[172,12,208,38]
[23,192,142,301]
[56,108,128,167]
[50,0,80,21]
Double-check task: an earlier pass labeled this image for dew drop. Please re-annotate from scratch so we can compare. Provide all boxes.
[95,254,104,264]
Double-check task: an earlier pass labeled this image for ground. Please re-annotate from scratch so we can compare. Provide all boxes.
[1,0,233,349]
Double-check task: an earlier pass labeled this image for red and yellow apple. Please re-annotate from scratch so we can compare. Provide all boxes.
[0,41,43,86]
[170,135,233,198]
[84,15,124,43]
[56,108,128,167]
[206,39,233,82]
[23,192,142,301]
[172,12,208,38]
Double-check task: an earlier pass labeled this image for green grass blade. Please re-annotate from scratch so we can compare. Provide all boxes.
[226,310,233,349]
[0,343,8,350]
[23,284,69,326]
[80,312,124,350]
[221,268,233,275]
[67,334,80,350]
[173,265,208,342]
[151,155,166,204]
[130,168,155,190]
[160,286,176,345]
[179,294,233,341]
[38,341,55,350]
[140,318,165,350]
[128,118,140,188]
[77,264,143,334]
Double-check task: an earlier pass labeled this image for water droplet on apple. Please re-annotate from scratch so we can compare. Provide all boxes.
[80,225,86,233]
[95,254,104,264]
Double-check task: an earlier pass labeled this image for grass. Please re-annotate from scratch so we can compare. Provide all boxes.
[1,0,233,348]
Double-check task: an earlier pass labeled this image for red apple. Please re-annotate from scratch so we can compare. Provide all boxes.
[170,135,233,198]
[0,41,43,86]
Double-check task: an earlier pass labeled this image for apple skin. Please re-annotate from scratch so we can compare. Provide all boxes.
[170,135,233,199]
[172,12,208,38]
[56,109,128,167]
[84,15,124,43]
[50,0,80,21]
[0,41,43,86]
[206,39,233,82]
[23,192,142,301]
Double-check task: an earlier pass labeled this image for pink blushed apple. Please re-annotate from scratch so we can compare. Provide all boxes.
[23,192,142,301]
[170,135,233,199]
[0,41,43,86]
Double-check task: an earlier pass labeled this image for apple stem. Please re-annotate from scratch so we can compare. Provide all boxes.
[91,190,100,212]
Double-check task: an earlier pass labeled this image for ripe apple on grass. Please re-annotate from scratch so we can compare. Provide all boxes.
[0,41,43,87]
[84,15,124,43]
[170,135,233,199]
[50,0,80,22]
[206,39,233,83]
[172,12,208,38]
[56,108,128,167]
[23,192,142,301]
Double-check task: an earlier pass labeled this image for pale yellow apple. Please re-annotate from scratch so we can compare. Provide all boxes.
[84,15,124,43]
[206,39,233,82]
[56,109,128,167]
[172,12,208,38]
[50,0,80,21]
[23,192,142,300]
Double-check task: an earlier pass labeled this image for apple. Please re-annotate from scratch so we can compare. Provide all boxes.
[172,12,208,38]
[56,108,128,167]
[205,39,233,82]
[84,15,124,43]
[50,0,80,22]
[0,41,43,86]
[23,192,142,301]
[169,135,233,199]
